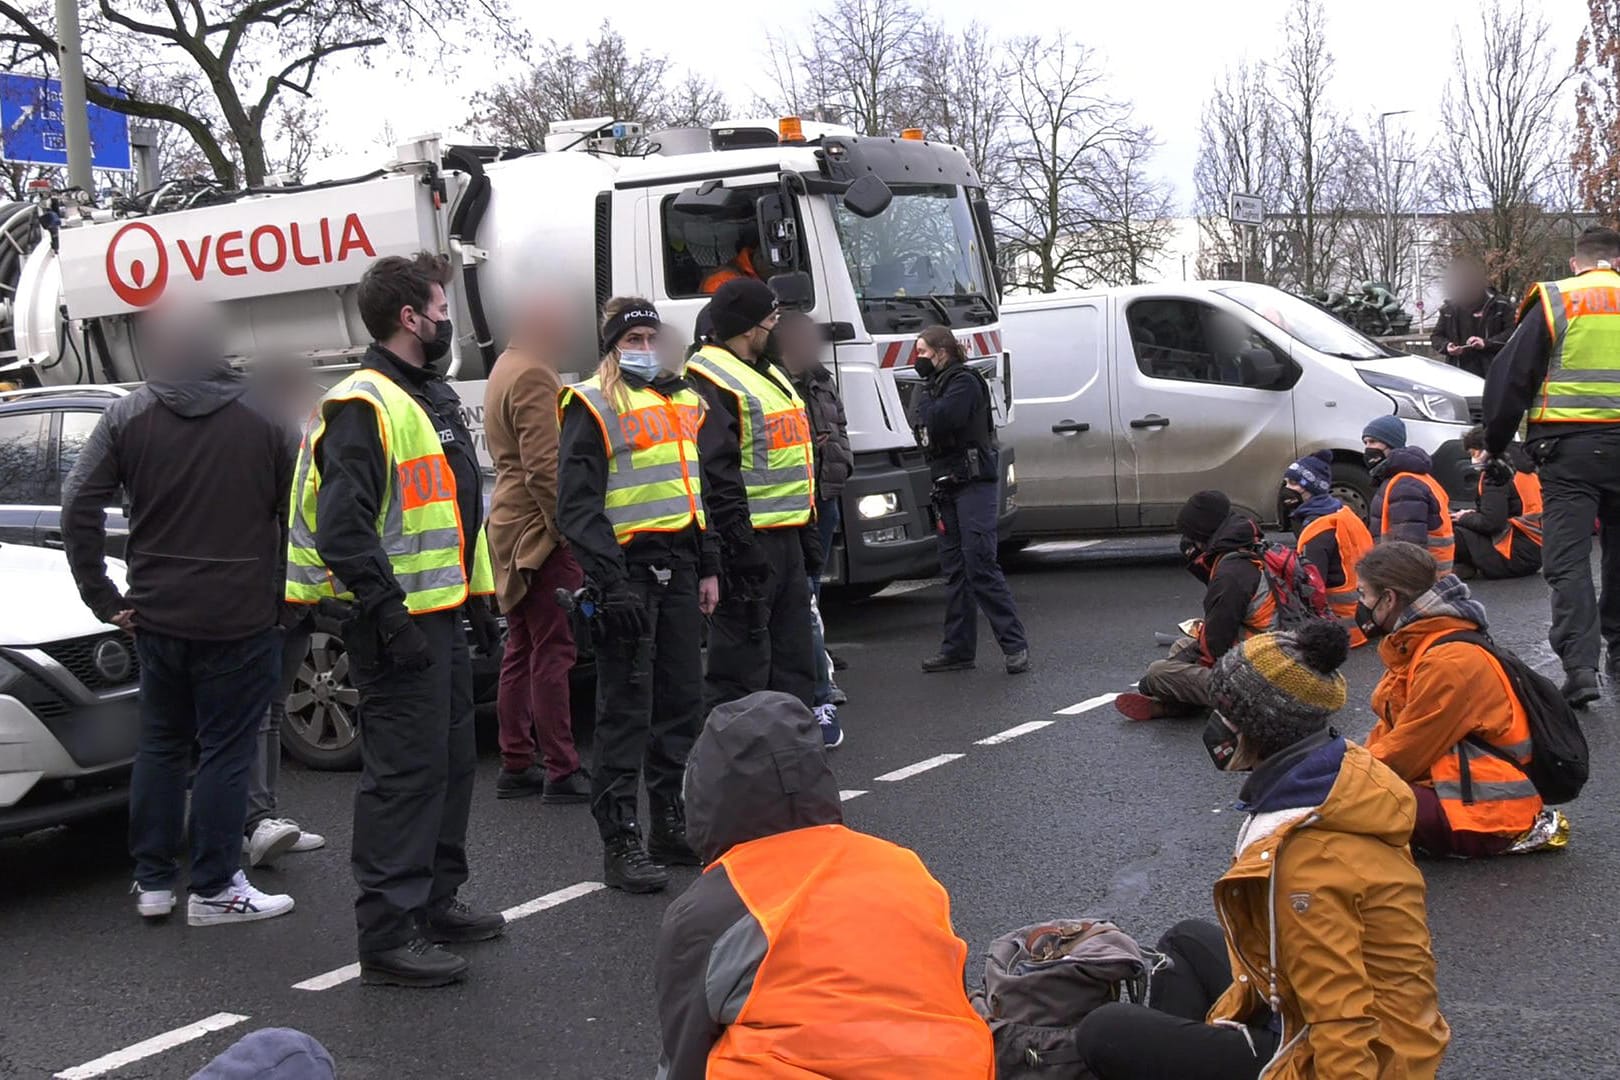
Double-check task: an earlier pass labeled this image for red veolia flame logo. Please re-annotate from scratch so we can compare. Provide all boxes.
[105,221,169,308]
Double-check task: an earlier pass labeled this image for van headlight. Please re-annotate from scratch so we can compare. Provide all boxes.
[856,492,900,520]
[1357,371,1468,423]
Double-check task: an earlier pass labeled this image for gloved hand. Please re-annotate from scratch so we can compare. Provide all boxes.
[726,541,771,587]
[801,525,826,579]
[1484,455,1516,487]
[377,605,433,672]
[466,596,504,656]
[597,583,650,641]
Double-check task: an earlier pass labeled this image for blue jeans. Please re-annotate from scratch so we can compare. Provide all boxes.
[130,629,279,896]
[810,498,842,706]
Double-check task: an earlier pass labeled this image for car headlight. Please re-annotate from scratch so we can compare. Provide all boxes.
[856,492,900,520]
[1357,370,1468,423]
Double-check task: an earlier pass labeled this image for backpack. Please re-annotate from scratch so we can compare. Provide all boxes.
[1414,629,1589,805]
[969,920,1149,1078]
[1259,541,1330,628]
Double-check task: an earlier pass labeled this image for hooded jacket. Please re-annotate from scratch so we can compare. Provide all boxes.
[654,691,993,1080]
[62,367,293,639]
[1366,576,1542,840]
[1199,512,1268,661]
[1368,446,1443,548]
[1211,740,1450,1079]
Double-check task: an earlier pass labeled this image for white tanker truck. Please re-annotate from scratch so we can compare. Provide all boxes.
[0,117,1014,585]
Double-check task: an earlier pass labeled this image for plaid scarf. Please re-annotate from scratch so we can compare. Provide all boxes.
[1394,572,1490,633]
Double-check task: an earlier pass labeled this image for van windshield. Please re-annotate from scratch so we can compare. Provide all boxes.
[1215,284,1395,361]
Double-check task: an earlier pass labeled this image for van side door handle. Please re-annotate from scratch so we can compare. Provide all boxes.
[1130,415,1171,430]
[1051,420,1090,434]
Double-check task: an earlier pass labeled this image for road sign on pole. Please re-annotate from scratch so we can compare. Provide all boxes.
[0,72,132,172]
[1228,192,1264,227]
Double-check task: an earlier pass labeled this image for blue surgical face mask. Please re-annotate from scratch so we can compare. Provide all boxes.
[618,349,660,381]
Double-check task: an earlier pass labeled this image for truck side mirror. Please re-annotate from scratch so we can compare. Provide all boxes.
[769,271,815,311]
[842,175,893,219]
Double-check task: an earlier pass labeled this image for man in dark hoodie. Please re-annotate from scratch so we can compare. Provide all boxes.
[1116,491,1275,720]
[1364,414,1455,573]
[653,691,994,1079]
[62,302,295,927]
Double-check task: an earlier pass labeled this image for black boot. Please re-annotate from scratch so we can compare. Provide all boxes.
[496,765,547,800]
[647,804,701,867]
[604,831,669,894]
[424,897,507,944]
[1563,667,1601,709]
[360,937,470,988]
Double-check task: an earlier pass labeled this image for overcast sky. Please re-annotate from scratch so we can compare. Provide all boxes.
[308,0,1591,203]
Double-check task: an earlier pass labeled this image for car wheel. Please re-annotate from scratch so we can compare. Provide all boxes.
[280,630,363,771]
[1331,460,1374,521]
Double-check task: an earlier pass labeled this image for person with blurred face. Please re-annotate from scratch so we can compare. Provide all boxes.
[61,300,298,928]
[1431,257,1514,378]
[484,288,590,805]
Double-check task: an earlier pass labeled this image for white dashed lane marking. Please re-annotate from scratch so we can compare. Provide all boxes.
[55,1012,249,1079]
[874,754,964,782]
[1054,692,1120,716]
[291,963,360,993]
[975,720,1055,745]
[839,790,869,801]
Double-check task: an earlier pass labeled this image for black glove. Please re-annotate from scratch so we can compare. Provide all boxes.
[598,583,650,641]
[1484,455,1516,487]
[466,596,504,655]
[801,525,826,579]
[377,605,433,672]
[726,540,771,587]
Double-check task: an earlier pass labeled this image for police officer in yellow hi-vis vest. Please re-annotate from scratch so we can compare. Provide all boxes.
[557,298,720,894]
[286,253,505,988]
[1485,225,1620,709]
[687,279,821,717]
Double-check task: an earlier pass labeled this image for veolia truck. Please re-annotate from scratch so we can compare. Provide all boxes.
[0,116,1014,585]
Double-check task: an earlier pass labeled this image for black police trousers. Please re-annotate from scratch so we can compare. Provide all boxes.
[705,528,815,710]
[1537,428,1620,672]
[349,607,475,955]
[592,563,704,843]
[937,478,1027,660]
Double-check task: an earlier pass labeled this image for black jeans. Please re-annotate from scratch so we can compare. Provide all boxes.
[1537,430,1620,671]
[1076,919,1279,1080]
[246,622,311,832]
[591,563,704,842]
[129,628,279,896]
[937,478,1027,660]
[705,528,816,709]
[349,608,475,955]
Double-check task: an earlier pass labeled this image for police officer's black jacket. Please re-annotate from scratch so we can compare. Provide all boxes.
[557,369,720,590]
[313,344,484,616]
[914,361,996,481]
[1484,282,1620,454]
[1431,291,1515,378]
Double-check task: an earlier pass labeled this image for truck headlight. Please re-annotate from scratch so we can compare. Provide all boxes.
[1005,463,1016,486]
[856,492,900,520]
[1357,371,1468,423]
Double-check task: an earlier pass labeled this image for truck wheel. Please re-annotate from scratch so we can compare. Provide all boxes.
[280,630,363,771]
[1331,461,1374,521]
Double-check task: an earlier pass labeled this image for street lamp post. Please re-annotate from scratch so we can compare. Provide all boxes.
[1396,157,1422,327]
[1378,109,1413,292]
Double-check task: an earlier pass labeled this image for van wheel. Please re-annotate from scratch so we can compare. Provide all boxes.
[1331,461,1374,521]
[280,630,363,771]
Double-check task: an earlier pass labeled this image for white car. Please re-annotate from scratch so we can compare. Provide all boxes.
[0,541,140,837]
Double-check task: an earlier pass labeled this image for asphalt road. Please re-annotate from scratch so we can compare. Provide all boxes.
[2,539,1615,1080]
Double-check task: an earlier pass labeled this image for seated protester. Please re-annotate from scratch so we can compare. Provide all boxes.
[653,691,994,1080]
[1282,450,1375,647]
[1364,415,1455,573]
[1357,542,1570,857]
[1078,621,1451,1080]
[1451,425,1543,580]
[1117,491,1274,720]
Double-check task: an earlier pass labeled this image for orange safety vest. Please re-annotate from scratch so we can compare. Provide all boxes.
[1380,471,1455,574]
[1408,632,1542,839]
[1198,551,1278,662]
[1298,505,1375,647]
[1477,472,1545,558]
[701,248,760,295]
[706,824,995,1079]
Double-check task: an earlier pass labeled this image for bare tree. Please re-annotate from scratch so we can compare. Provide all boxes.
[908,22,1007,186]
[1193,61,1284,281]
[765,0,926,135]
[1085,133,1177,286]
[1437,0,1575,294]
[1575,0,1620,226]
[1336,117,1428,297]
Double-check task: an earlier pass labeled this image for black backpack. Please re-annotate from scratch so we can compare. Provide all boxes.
[1416,630,1589,805]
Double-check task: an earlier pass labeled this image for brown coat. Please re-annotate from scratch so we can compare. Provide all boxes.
[1210,742,1450,1079]
[484,347,564,614]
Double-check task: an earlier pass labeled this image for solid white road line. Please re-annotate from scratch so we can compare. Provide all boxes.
[55,1012,248,1079]
[502,881,605,922]
[838,790,869,802]
[976,720,1055,745]
[292,963,361,992]
[1055,692,1120,716]
[874,754,964,782]
[873,578,945,598]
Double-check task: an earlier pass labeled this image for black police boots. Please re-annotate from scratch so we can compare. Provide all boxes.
[1563,667,1601,709]
[604,831,670,894]
[647,804,701,867]
[360,937,470,988]
[424,897,507,944]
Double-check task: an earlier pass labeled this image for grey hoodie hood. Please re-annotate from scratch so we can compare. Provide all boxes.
[149,364,249,418]
[684,690,843,864]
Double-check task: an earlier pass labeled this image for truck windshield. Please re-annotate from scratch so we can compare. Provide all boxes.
[828,185,994,332]
[1216,284,1395,361]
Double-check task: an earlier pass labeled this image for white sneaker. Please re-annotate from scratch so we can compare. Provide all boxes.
[281,818,327,853]
[131,882,175,919]
[187,871,295,926]
[245,818,300,867]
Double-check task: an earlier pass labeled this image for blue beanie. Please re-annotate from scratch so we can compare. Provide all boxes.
[1285,450,1333,496]
[1361,414,1407,449]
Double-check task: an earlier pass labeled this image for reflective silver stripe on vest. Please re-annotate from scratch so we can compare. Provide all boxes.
[383,526,466,559]
[601,462,691,487]
[605,495,701,527]
[689,355,769,473]
[393,564,471,596]
[747,494,815,516]
[1474,736,1533,760]
[572,384,630,457]
[286,561,333,587]
[1434,777,1539,803]
[1543,282,1569,344]
[1538,393,1620,410]
[1544,367,1620,384]
[755,465,814,487]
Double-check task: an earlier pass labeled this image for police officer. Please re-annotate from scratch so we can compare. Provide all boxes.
[1484,225,1620,708]
[911,326,1029,675]
[286,252,504,987]
[687,279,821,711]
[557,298,720,893]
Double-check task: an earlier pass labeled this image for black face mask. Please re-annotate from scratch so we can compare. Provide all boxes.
[417,317,453,368]
[1354,598,1387,639]
[1180,537,1213,583]
[1279,489,1305,518]
[913,355,936,379]
[1363,447,1387,472]
[1202,708,1244,771]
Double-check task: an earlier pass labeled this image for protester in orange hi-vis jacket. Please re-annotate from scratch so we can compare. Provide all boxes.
[653,691,995,1080]
[1451,426,1543,581]
[1280,450,1375,647]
